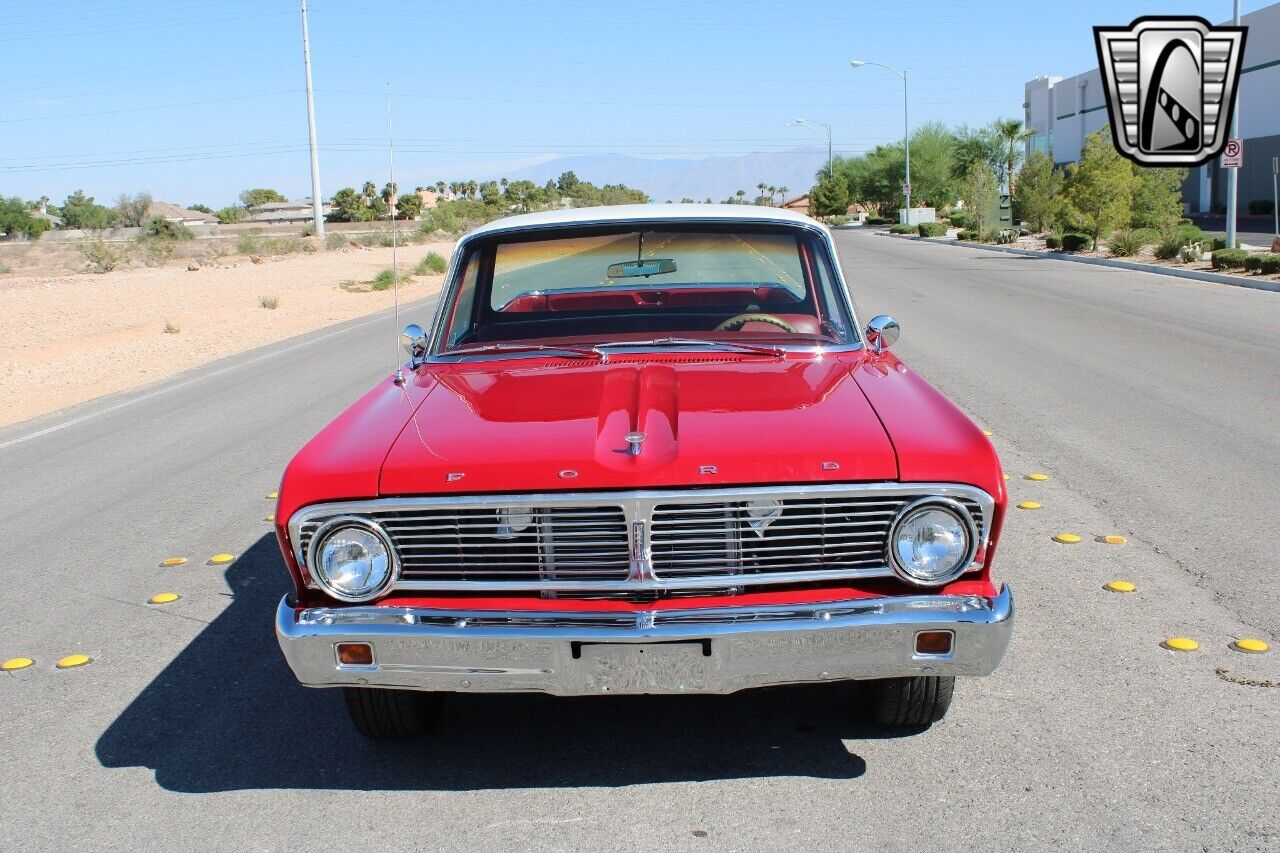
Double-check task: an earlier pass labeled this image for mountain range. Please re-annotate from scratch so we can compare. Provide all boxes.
[500,149,828,203]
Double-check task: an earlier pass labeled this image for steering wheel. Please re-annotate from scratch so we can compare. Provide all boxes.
[714,312,796,333]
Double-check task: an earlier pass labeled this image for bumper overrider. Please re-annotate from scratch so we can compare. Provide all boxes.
[276,585,1013,696]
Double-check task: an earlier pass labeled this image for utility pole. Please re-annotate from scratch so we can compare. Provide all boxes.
[301,0,324,236]
[1225,0,1241,249]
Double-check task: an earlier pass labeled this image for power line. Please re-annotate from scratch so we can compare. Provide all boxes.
[0,90,296,124]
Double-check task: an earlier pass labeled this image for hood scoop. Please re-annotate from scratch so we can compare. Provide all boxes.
[594,365,679,470]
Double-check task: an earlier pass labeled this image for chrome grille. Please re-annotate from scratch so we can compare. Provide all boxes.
[650,497,904,578]
[290,483,994,596]
[300,506,630,583]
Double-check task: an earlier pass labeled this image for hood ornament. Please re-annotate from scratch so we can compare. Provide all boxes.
[624,431,647,456]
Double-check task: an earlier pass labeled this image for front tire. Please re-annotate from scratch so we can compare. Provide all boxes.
[342,687,440,740]
[866,676,954,727]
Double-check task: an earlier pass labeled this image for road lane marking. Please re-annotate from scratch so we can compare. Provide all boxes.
[56,654,92,669]
[2,657,34,671]
[1162,637,1199,652]
[208,553,235,565]
[149,593,181,604]
[1232,638,1269,653]
[1053,533,1082,543]
[0,298,438,452]
[160,557,187,566]
[1105,581,1136,592]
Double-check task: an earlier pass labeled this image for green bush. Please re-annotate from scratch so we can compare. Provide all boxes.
[865,216,892,226]
[917,222,947,237]
[957,228,980,241]
[1061,233,1092,252]
[1044,234,1061,249]
[142,217,193,240]
[1248,199,1275,215]
[948,212,973,228]
[992,229,1017,244]
[1211,248,1248,270]
[414,252,448,275]
[1108,229,1144,257]
[324,231,348,250]
[1211,237,1227,252]
[133,234,178,266]
[1153,232,1187,260]
[237,230,313,255]
[1260,255,1280,275]
[81,236,125,272]
[889,223,915,234]
[369,268,410,291]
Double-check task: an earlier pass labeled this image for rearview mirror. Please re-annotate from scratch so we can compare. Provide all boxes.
[607,258,677,278]
[865,315,900,353]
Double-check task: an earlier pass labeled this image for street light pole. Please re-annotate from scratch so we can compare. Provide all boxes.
[851,60,910,221]
[301,0,324,237]
[789,119,833,178]
[1226,0,1241,248]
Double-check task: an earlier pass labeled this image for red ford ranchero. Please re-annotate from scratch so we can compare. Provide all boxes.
[274,204,1013,739]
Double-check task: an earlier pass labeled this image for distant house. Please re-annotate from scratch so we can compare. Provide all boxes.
[414,189,440,210]
[779,194,810,215]
[146,201,218,225]
[247,199,331,224]
[30,207,62,229]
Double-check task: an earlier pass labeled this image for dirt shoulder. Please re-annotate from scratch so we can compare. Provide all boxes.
[0,239,454,429]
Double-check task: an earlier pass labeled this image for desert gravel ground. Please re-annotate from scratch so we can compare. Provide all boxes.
[0,239,453,427]
[0,229,1275,851]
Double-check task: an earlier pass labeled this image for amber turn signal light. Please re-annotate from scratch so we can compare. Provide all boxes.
[915,631,953,655]
[336,642,373,666]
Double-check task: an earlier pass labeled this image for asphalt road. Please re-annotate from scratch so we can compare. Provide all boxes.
[1,233,1276,851]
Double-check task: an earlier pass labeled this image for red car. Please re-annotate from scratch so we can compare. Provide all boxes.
[274,204,1013,739]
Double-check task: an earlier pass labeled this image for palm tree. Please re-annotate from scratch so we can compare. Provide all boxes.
[735,189,746,203]
[992,118,1034,195]
[500,178,509,190]
[361,181,377,202]
[435,181,446,195]
[777,186,789,205]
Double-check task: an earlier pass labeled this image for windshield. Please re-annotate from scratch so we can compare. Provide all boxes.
[438,224,856,353]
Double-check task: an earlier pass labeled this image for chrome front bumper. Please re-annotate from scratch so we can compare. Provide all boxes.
[275,585,1013,696]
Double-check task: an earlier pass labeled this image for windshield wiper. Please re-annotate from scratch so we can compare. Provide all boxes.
[593,337,785,357]
[443,342,604,360]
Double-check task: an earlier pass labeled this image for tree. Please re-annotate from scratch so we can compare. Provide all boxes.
[810,173,850,217]
[1131,165,1187,229]
[777,186,788,204]
[189,203,214,214]
[395,192,424,220]
[479,180,503,205]
[1014,150,1062,233]
[556,171,580,194]
[216,205,249,224]
[59,190,117,229]
[962,162,1000,233]
[1065,127,1135,246]
[329,187,372,222]
[361,182,378,202]
[903,122,959,209]
[0,196,51,238]
[951,125,1001,184]
[239,188,286,208]
[991,118,1033,193]
[115,192,152,227]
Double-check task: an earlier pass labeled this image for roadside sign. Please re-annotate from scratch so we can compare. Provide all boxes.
[1273,156,1279,175]
[902,183,911,196]
[1222,138,1243,168]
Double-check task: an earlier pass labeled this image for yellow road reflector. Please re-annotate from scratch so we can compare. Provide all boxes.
[1162,637,1199,652]
[149,592,181,604]
[1053,533,1082,543]
[1026,473,1049,481]
[266,491,278,500]
[1105,580,1136,593]
[1002,474,1010,481]
[1233,638,1270,654]
[982,429,994,436]
[1016,501,1041,510]
[161,557,187,567]
[2,657,34,671]
[1101,535,1127,545]
[265,514,275,522]
[208,553,236,565]
[56,654,92,669]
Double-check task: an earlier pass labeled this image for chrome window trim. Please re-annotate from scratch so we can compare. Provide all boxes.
[421,217,864,362]
[289,482,993,594]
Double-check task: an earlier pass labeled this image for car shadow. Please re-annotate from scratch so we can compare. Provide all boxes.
[96,534,935,793]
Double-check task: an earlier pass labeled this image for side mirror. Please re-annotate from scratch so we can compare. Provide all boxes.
[865,315,900,353]
[401,323,428,360]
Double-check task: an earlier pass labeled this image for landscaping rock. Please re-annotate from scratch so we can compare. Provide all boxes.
[187,262,200,272]
[250,255,265,264]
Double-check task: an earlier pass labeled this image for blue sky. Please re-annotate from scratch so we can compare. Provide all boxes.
[1,0,1270,208]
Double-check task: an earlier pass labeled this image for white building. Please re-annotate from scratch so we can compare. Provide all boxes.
[1024,2,1280,215]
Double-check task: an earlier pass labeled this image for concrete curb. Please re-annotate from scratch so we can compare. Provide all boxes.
[882,232,1280,294]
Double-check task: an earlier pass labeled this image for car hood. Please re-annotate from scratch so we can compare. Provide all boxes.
[379,355,899,494]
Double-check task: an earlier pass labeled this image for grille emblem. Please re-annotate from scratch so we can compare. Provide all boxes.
[1094,16,1247,166]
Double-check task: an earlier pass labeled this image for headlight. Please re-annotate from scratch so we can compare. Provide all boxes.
[888,499,977,586]
[310,518,397,602]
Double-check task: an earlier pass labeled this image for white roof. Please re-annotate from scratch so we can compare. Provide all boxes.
[463,203,822,240]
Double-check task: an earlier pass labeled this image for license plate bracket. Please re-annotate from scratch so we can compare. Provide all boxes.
[572,640,714,694]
